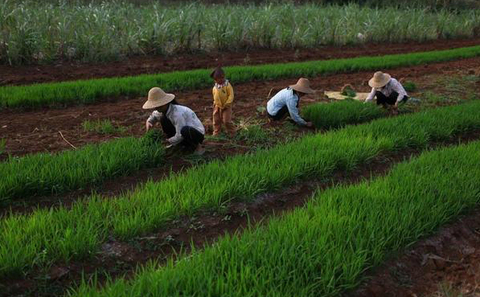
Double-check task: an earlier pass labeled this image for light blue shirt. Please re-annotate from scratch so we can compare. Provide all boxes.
[266,88,307,126]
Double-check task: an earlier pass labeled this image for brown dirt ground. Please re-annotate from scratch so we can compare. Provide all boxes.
[1,56,480,158]
[2,133,480,297]
[1,38,479,86]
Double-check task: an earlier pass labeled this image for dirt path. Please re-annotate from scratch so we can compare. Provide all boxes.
[1,38,479,86]
[2,56,480,158]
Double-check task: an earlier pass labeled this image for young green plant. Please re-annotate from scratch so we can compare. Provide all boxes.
[1,100,480,278]
[2,45,480,109]
[71,140,480,297]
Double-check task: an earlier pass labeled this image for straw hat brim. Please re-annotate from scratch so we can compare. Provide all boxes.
[142,93,175,109]
[289,84,315,94]
[369,73,391,88]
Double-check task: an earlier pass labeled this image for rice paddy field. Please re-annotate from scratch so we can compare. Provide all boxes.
[2,0,480,296]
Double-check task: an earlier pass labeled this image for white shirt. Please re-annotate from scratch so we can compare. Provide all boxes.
[148,104,205,145]
[365,78,408,103]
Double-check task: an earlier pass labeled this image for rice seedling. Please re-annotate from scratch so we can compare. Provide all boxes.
[341,85,357,97]
[2,45,480,109]
[0,130,164,204]
[71,140,480,297]
[0,100,387,207]
[303,100,385,129]
[1,100,480,278]
[82,119,127,135]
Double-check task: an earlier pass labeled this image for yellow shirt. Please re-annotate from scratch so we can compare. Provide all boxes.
[212,81,234,109]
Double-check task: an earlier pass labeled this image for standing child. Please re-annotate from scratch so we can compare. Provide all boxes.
[211,67,235,136]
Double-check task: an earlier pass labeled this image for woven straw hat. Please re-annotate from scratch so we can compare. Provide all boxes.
[142,87,175,109]
[289,78,315,94]
[369,71,391,88]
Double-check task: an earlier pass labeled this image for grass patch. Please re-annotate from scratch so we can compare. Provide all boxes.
[1,101,480,277]
[82,119,127,135]
[2,46,480,109]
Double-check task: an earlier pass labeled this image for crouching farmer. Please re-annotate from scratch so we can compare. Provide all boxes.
[144,87,206,155]
[365,71,409,115]
[266,78,314,127]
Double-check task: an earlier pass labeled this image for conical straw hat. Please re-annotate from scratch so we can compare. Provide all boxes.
[142,87,175,109]
[368,71,391,88]
[289,78,315,94]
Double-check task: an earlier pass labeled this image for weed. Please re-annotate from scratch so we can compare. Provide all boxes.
[82,119,127,135]
[235,124,270,148]
[403,81,417,92]
[433,282,466,297]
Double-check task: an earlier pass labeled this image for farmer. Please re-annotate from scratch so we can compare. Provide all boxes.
[364,71,409,115]
[211,66,235,136]
[266,78,315,127]
[144,87,206,155]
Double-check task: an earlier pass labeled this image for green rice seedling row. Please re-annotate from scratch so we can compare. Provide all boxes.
[2,1,480,64]
[0,131,164,205]
[71,140,480,297]
[1,100,480,278]
[1,45,480,109]
[0,101,382,205]
[303,100,385,129]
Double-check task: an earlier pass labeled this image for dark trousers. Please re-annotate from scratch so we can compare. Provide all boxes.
[267,105,289,121]
[376,91,408,106]
[160,115,204,147]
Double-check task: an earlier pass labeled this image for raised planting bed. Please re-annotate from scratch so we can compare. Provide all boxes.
[1,45,480,109]
[1,100,480,277]
[0,131,164,206]
[72,140,480,296]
